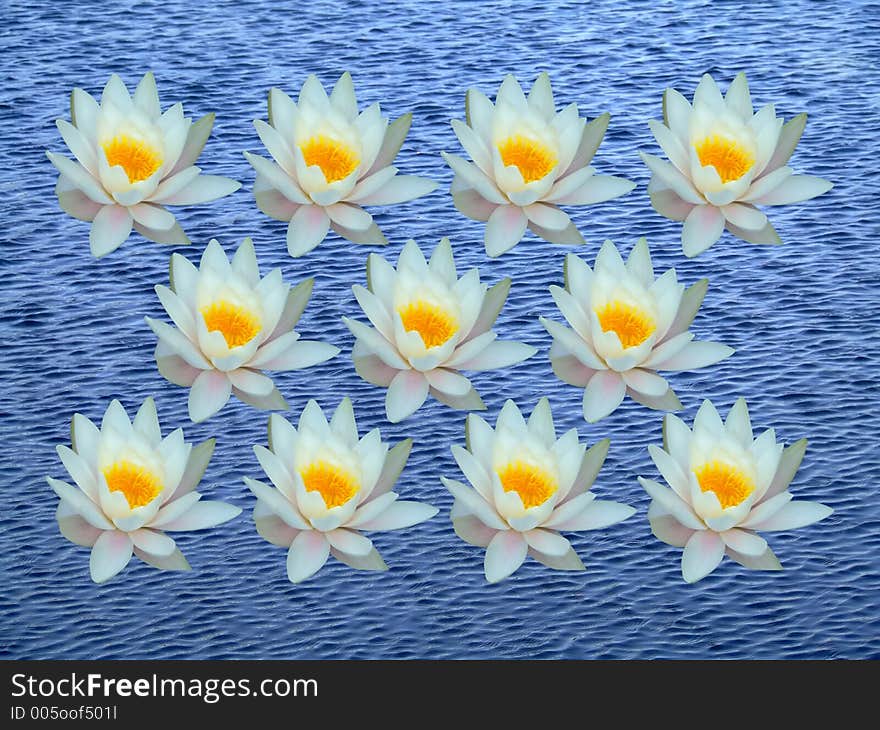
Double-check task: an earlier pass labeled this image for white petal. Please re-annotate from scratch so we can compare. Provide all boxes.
[47,152,112,204]
[55,444,98,500]
[188,370,231,423]
[751,174,833,206]
[762,438,808,501]
[170,113,215,175]
[651,340,734,371]
[89,204,133,257]
[720,528,768,556]
[89,530,133,584]
[227,368,274,396]
[146,317,211,369]
[453,515,497,548]
[343,316,408,370]
[550,352,594,387]
[325,528,373,556]
[484,530,528,583]
[244,151,308,204]
[47,477,113,530]
[722,203,767,231]
[354,175,437,206]
[355,501,437,531]
[385,369,429,422]
[552,500,635,531]
[255,509,299,547]
[746,501,832,532]
[160,174,240,206]
[368,439,412,499]
[244,477,308,530]
[540,317,604,370]
[162,501,241,532]
[442,152,506,204]
[56,501,102,547]
[681,530,725,583]
[524,528,570,556]
[682,205,725,258]
[551,174,635,206]
[130,528,176,556]
[726,545,783,571]
[649,512,695,548]
[286,204,330,257]
[638,476,704,530]
[484,204,528,257]
[455,340,536,371]
[524,202,570,231]
[663,279,708,341]
[763,113,807,173]
[622,369,669,397]
[441,476,507,531]
[648,444,690,499]
[286,530,330,583]
[582,370,625,422]
[639,152,703,204]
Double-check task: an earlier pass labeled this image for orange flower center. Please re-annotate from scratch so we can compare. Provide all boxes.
[300,134,359,182]
[497,134,557,183]
[103,461,163,509]
[497,461,558,509]
[695,135,755,183]
[595,300,656,348]
[398,300,458,348]
[300,461,359,508]
[694,460,755,509]
[200,300,261,348]
[102,135,163,183]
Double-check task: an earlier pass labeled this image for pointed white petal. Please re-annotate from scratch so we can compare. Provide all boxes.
[484,530,528,583]
[89,530,133,584]
[681,530,725,583]
[582,370,625,422]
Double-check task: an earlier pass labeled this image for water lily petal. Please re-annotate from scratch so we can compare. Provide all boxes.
[89,530,133,584]
[681,530,725,583]
[286,531,330,583]
[483,530,528,583]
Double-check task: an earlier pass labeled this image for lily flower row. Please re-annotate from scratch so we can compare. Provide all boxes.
[48,396,831,586]
[48,70,831,260]
[144,235,732,425]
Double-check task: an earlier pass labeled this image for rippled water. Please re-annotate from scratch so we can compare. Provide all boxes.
[2,0,878,659]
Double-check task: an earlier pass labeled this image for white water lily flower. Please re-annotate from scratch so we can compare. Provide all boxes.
[641,72,833,257]
[442,73,635,257]
[541,238,734,423]
[343,238,537,423]
[444,398,635,583]
[47,71,240,257]
[47,398,240,584]
[245,398,438,583]
[146,238,339,423]
[245,71,437,257]
[640,398,833,583]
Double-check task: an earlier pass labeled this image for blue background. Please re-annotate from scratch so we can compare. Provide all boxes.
[2,0,878,659]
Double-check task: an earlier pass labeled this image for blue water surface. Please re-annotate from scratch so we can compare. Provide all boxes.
[2,0,879,659]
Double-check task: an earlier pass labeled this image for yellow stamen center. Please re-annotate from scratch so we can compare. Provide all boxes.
[497,134,557,183]
[102,135,163,183]
[103,461,162,509]
[595,301,656,348]
[300,134,359,182]
[497,461,558,509]
[398,300,458,348]
[694,461,755,509]
[300,461,359,508]
[694,135,755,183]
[200,300,261,348]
